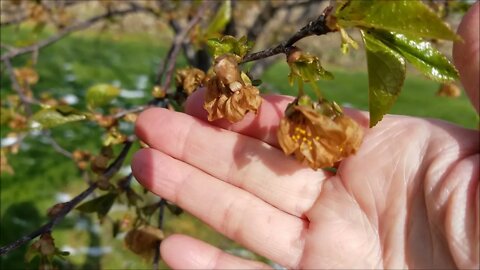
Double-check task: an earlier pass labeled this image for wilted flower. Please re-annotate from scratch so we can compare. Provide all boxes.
[175,67,206,95]
[204,55,262,123]
[277,96,363,170]
[14,67,39,87]
[125,225,164,259]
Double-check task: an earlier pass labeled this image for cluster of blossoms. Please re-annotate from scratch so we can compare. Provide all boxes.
[175,37,363,170]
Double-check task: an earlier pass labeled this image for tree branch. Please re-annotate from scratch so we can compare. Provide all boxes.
[154,1,213,89]
[1,4,158,62]
[241,6,334,64]
[0,138,135,256]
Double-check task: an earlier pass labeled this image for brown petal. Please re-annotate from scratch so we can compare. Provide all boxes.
[204,77,262,123]
[277,103,363,170]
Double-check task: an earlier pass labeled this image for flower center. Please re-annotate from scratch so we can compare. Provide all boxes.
[291,126,320,150]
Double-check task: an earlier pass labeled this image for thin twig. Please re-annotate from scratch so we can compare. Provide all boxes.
[43,131,74,159]
[155,1,213,89]
[1,4,158,62]
[241,6,334,64]
[112,105,149,119]
[169,20,198,66]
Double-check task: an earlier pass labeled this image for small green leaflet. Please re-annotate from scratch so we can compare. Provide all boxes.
[205,0,231,38]
[368,29,459,83]
[336,0,459,41]
[362,30,406,127]
[287,52,333,86]
[76,192,118,220]
[207,35,253,59]
[30,106,86,129]
[86,84,120,110]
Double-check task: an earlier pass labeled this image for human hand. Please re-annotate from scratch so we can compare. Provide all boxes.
[132,3,479,269]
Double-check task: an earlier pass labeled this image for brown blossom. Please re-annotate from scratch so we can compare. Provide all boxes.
[277,96,363,170]
[436,82,460,97]
[204,55,262,123]
[125,225,164,259]
[175,67,206,95]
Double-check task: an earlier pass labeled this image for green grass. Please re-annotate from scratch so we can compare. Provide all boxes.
[263,62,478,129]
[1,25,478,270]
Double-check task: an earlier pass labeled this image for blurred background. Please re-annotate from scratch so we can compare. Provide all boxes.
[0,0,477,269]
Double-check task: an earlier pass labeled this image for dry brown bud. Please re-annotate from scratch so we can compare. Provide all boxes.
[287,47,303,64]
[152,85,166,99]
[8,114,27,130]
[95,115,116,128]
[123,113,138,123]
[91,155,109,174]
[125,225,164,259]
[213,55,243,87]
[175,67,206,95]
[47,203,66,218]
[97,179,111,191]
[278,97,363,170]
[436,83,461,97]
[14,67,39,86]
[32,233,56,256]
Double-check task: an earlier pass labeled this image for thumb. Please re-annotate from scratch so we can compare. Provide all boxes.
[453,1,479,113]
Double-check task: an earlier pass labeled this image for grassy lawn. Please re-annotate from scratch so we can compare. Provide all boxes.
[1,25,478,270]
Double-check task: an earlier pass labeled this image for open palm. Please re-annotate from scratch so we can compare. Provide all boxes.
[131,4,478,269]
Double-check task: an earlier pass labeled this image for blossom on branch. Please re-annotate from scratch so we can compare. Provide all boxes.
[278,96,363,170]
[204,55,262,123]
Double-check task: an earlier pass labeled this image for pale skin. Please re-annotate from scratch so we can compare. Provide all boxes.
[132,3,479,269]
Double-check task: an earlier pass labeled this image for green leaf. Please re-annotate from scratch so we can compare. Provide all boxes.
[86,84,120,110]
[288,53,334,85]
[362,30,406,127]
[205,0,231,38]
[76,192,117,219]
[336,0,459,41]
[29,106,86,129]
[207,35,253,59]
[368,29,459,83]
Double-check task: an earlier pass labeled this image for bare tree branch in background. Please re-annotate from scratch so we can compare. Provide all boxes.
[154,1,213,89]
[1,3,159,62]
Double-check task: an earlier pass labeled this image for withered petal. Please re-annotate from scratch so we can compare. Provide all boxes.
[277,102,363,170]
[204,76,262,123]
